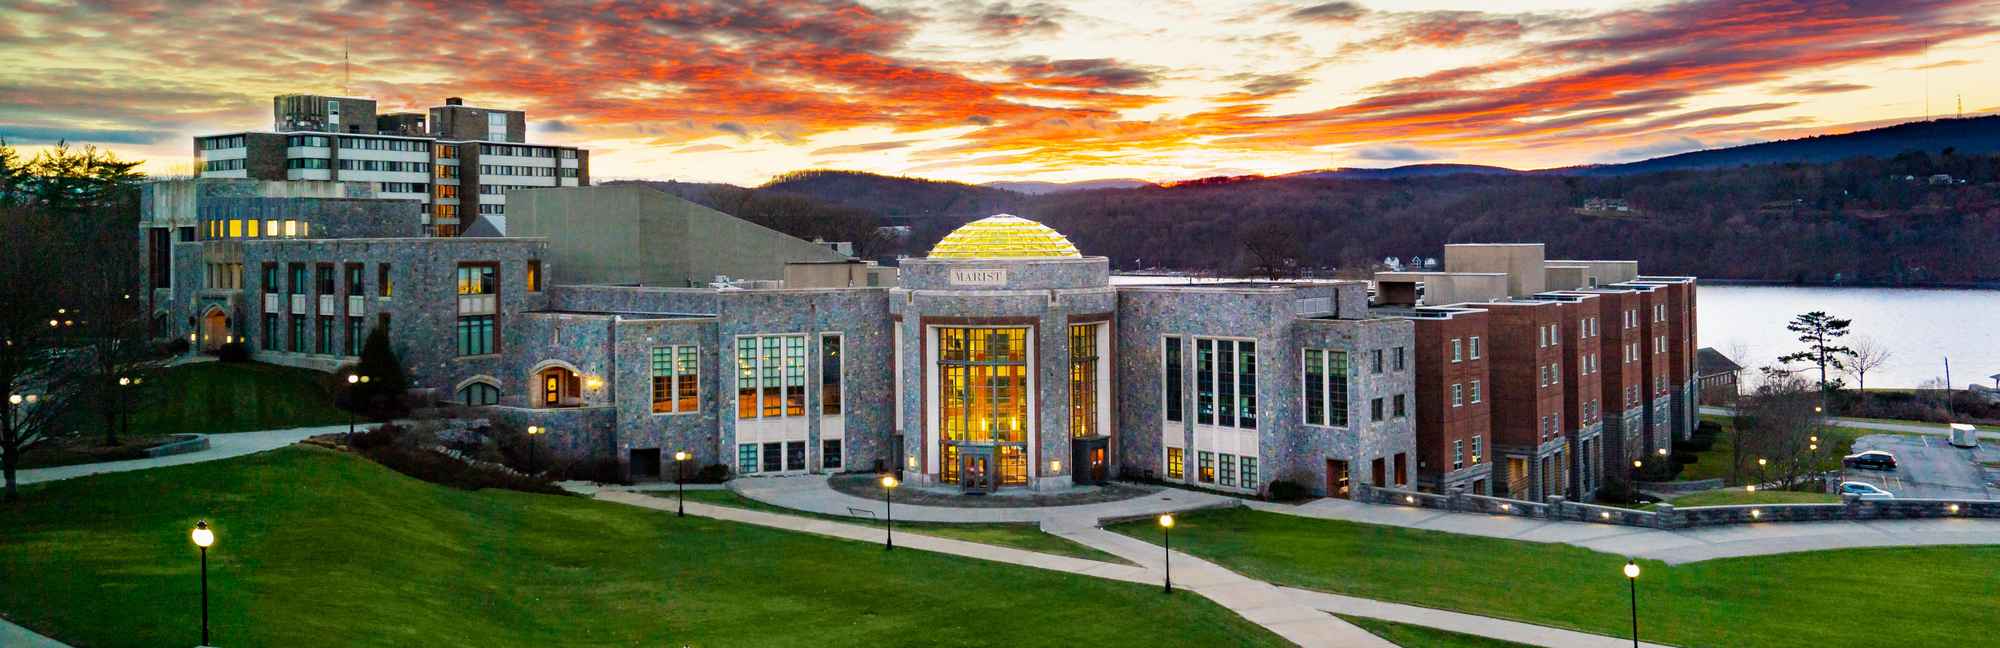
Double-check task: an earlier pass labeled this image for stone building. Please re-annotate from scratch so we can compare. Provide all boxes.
[144,193,1430,497]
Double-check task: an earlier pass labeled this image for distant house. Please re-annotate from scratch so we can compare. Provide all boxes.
[1928,174,1964,186]
[1697,347,1743,402]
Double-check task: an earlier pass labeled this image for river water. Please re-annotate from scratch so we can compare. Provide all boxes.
[1109,276,2000,389]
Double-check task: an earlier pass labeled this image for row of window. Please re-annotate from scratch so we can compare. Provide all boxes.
[261,313,371,358]
[340,136,428,152]
[478,164,558,177]
[338,159,430,173]
[287,135,332,148]
[480,144,557,157]
[379,182,429,194]
[202,158,246,172]
[286,158,330,170]
[1450,336,1482,362]
[479,183,540,195]
[651,345,700,414]
[736,439,840,475]
[199,135,246,150]
[206,218,311,240]
[263,262,379,297]
[1450,380,1483,406]
[736,334,848,420]
[1165,448,1259,488]
[1451,435,1485,470]
[477,203,505,215]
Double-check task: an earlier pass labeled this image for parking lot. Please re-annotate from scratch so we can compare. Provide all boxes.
[1844,434,1997,500]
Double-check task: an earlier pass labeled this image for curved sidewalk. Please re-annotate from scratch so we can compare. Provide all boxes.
[730,474,1241,527]
[11,424,361,486]
[1251,498,2000,564]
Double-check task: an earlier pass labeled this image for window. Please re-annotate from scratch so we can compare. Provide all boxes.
[737,334,809,420]
[1451,338,1463,363]
[934,328,1028,485]
[763,442,782,473]
[316,265,335,296]
[738,444,758,475]
[1451,384,1464,407]
[822,440,842,470]
[1393,394,1406,418]
[1549,324,1560,346]
[1069,324,1100,438]
[458,382,499,406]
[525,260,541,292]
[1166,447,1185,480]
[1302,349,1349,427]
[345,316,363,356]
[1471,380,1482,403]
[816,334,840,416]
[1539,326,1548,348]
[1195,338,1256,429]
[378,264,393,297]
[290,316,306,353]
[261,314,277,351]
[455,265,497,356]
[1453,440,1465,470]
[1164,337,1184,423]
[286,158,330,169]
[1392,347,1406,371]
[1540,365,1550,387]
[1218,454,1236,487]
[1469,336,1481,359]
[651,346,699,414]
[1393,453,1407,487]
[1197,451,1215,483]
[1371,349,1384,374]
[344,263,364,296]
[1370,397,1384,422]
[1240,456,1257,486]
[1471,435,1482,462]
[1552,362,1560,384]
[436,184,458,199]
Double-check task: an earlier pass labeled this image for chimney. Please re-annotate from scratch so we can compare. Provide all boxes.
[446,97,463,106]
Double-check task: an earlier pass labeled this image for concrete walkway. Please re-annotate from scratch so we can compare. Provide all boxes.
[599,488,1394,648]
[1698,406,1998,439]
[0,618,70,648]
[1280,587,1671,648]
[11,424,359,486]
[1251,498,2000,564]
[731,473,1242,526]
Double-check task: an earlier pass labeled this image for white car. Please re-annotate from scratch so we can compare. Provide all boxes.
[1838,482,1894,500]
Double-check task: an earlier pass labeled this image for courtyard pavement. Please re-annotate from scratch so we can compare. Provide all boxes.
[731,473,1243,526]
[11,424,360,486]
[1250,498,2000,564]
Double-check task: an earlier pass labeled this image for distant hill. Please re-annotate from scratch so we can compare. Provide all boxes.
[983,178,1156,194]
[1566,115,2000,175]
[1286,164,1524,179]
[759,169,1021,219]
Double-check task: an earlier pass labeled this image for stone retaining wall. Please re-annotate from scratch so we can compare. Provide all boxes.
[143,434,210,458]
[1354,483,2000,529]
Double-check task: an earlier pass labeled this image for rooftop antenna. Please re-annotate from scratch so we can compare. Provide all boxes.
[342,39,350,96]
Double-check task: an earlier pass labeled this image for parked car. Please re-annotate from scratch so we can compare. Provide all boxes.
[1843,450,1897,471]
[1838,482,1894,500]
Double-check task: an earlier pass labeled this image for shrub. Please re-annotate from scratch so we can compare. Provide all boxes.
[692,463,733,484]
[1267,479,1312,502]
[1672,450,1699,466]
[349,423,564,496]
[163,337,191,354]
[1594,480,1641,505]
[354,327,410,419]
[552,457,630,485]
[213,341,250,363]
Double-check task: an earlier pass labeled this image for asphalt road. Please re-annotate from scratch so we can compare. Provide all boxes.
[1844,434,1996,500]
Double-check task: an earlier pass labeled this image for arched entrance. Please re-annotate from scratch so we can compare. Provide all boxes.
[533,364,581,408]
[200,308,230,352]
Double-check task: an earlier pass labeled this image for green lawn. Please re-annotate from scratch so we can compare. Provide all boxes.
[1679,415,1864,485]
[1660,488,1839,508]
[1336,615,1530,648]
[661,489,1129,564]
[0,447,1275,647]
[68,362,352,438]
[1109,507,2000,648]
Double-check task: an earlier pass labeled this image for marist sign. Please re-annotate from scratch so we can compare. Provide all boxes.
[947,268,1008,287]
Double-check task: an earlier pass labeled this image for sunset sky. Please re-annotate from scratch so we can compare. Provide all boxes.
[2,0,1998,185]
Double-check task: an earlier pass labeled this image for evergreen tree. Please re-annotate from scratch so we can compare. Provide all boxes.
[354,326,410,418]
[1777,311,1854,395]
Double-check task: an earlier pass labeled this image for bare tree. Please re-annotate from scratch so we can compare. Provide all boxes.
[0,206,87,501]
[1733,372,1824,489]
[1844,335,1892,411]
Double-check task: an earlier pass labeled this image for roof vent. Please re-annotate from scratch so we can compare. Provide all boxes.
[446,97,463,106]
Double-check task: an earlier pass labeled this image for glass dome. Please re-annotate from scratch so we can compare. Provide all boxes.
[928,214,1081,259]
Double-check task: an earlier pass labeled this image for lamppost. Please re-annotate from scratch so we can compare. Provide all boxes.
[674,450,691,517]
[1158,514,1175,594]
[1623,560,1641,648]
[1756,456,1768,489]
[342,374,370,444]
[526,425,545,474]
[191,520,216,647]
[118,376,133,442]
[880,474,900,550]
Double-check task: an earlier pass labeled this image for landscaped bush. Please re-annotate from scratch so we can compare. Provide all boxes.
[213,341,250,362]
[349,422,565,495]
[553,457,631,485]
[162,337,190,354]
[1267,479,1312,502]
[692,463,732,484]
[1672,450,1699,466]
[1593,480,1641,505]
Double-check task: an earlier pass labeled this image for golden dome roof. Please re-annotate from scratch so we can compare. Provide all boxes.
[928,214,1081,259]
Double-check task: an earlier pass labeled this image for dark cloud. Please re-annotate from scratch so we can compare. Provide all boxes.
[1005,57,1158,89]
[1906,58,1974,70]
[1780,81,1869,95]
[714,122,749,137]
[1352,145,1447,161]
[538,120,577,132]
[1287,2,1366,24]
[966,1,1068,38]
[1225,72,1312,98]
